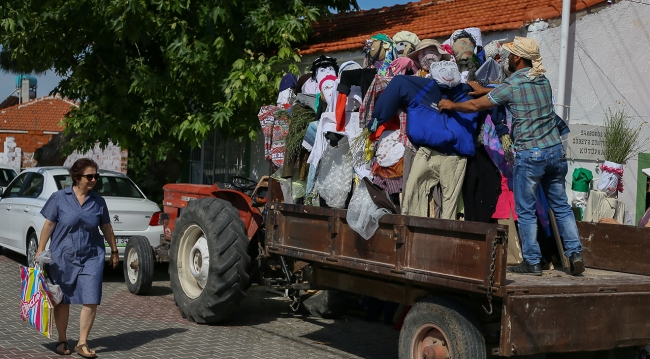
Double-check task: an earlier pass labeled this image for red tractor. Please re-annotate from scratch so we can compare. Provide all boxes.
[123,176,343,323]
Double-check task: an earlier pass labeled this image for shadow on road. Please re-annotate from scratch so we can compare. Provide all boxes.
[57,328,189,354]
[0,248,27,266]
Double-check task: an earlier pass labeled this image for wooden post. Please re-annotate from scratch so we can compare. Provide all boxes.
[549,209,570,269]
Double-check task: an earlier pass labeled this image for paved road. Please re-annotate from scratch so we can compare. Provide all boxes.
[0,248,404,359]
[4,247,625,359]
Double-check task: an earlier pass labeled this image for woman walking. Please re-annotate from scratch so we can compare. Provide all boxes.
[35,158,118,358]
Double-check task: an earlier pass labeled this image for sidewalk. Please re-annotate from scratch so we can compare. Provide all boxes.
[0,249,398,359]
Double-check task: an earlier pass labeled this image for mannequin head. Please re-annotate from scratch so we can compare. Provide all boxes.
[319,75,338,107]
[418,48,442,70]
[310,55,339,81]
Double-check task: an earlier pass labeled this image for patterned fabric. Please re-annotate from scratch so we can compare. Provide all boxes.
[371,158,404,179]
[375,130,405,167]
[372,175,403,194]
[258,105,290,168]
[315,141,354,209]
[487,68,561,151]
[359,74,410,146]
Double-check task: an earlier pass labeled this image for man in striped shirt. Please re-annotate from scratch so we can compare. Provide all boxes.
[438,36,584,276]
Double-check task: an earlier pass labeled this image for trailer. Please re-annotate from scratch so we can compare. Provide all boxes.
[125,179,650,358]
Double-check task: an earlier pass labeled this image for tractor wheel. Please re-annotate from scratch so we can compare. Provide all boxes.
[399,296,485,359]
[169,197,251,324]
[123,236,155,295]
[301,290,350,319]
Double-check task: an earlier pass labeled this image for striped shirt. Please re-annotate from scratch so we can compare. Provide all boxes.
[487,68,561,150]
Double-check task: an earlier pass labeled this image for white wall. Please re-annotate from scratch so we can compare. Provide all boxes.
[64,142,128,174]
[0,137,22,172]
[531,1,650,221]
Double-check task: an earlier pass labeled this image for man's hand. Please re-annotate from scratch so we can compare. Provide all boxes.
[110,252,119,269]
[438,99,455,112]
[467,81,490,96]
[598,217,621,225]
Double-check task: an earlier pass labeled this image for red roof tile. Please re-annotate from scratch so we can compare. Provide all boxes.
[0,96,78,133]
[301,0,606,55]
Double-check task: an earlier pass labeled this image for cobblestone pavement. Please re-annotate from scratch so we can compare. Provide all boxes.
[1,248,405,359]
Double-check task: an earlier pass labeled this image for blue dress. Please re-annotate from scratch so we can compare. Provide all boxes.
[41,186,110,305]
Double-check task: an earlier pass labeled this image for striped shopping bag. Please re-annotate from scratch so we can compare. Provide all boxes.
[19,266,54,338]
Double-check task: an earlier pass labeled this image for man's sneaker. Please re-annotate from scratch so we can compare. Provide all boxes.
[507,262,542,276]
[569,253,585,275]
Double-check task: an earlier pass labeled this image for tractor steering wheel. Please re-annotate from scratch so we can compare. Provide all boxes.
[229,176,258,192]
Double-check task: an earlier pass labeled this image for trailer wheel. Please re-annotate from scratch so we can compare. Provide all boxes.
[169,197,251,324]
[301,290,350,319]
[398,296,485,359]
[123,236,155,295]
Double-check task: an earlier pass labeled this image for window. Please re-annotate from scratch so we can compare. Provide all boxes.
[1,172,28,198]
[0,168,16,187]
[54,175,73,190]
[53,174,144,199]
[188,130,250,184]
[21,174,45,198]
[95,176,144,198]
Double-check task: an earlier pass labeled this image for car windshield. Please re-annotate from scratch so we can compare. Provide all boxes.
[0,168,17,187]
[53,174,145,199]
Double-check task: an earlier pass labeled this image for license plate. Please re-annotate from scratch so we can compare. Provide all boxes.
[104,237,130,248]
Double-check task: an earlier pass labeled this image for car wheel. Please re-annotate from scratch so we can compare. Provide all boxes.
[27,232,38,268]
[169,197,251,324]
[123,236,155,295]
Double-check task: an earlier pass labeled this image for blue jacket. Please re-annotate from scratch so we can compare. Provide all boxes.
[372,76,479,156]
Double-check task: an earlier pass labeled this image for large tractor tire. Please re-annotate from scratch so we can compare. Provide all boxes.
[123,235,155,295]
[399,296,485,359]
[169,197,251,324]
[301,290,350,319]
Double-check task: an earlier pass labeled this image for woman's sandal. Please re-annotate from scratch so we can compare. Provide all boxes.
[55,341,71,355]
[74,343,97,359]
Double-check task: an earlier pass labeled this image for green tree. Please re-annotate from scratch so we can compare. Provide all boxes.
[0,0,358,161]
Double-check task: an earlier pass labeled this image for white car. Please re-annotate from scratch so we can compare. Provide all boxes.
[0,167,164,267]
[0,164,17,192]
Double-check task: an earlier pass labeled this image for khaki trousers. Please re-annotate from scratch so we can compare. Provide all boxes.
[402,147,467,220]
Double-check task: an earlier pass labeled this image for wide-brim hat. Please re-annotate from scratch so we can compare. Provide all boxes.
[407,39,451,63]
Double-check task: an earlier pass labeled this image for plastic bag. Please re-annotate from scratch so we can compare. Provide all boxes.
[572,191,589,220]
[347,180,391,240]
[315,137,354,209]
[20,265,54,338]
[35,251,63,305]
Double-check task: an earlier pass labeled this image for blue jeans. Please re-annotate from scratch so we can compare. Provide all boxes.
[513,143,582,265]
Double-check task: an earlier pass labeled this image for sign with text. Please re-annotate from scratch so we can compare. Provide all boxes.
[565,124,605,161]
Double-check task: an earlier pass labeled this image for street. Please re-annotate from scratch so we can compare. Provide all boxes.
[1,249,402,359]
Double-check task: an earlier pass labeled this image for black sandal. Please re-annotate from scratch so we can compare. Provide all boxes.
[74,343,97,358]
[55,341,71,355]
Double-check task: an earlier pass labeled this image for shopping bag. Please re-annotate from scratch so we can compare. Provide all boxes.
[19,265,54,338]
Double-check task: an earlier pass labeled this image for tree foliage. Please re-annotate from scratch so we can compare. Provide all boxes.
[0,0,358,160]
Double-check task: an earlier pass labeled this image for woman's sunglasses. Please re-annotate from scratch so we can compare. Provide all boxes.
[81,174,100,181]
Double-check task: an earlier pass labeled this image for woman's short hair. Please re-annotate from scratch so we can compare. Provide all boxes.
[69,158,99,185]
